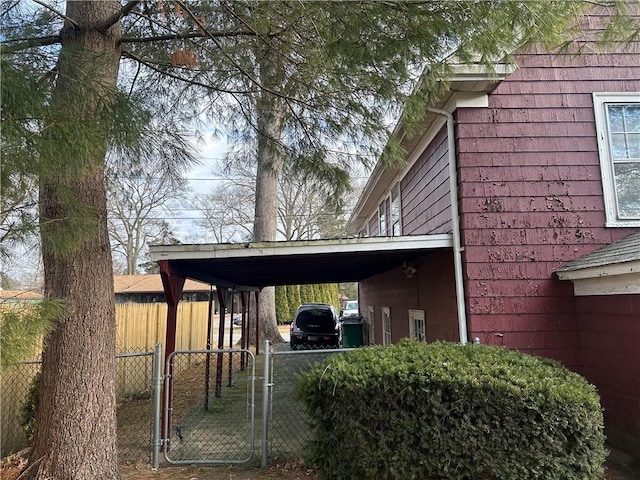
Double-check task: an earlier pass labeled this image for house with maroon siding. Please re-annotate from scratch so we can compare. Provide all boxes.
[347,10,640,457]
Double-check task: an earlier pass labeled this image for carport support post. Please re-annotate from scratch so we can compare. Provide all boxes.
[255,290,260,356]
[204,285,214,410]
[215,286,227,397]
[228,290,235,387]
[158,260,186,449]
[240,292,248,370]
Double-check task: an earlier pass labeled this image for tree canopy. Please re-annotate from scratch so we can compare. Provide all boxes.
[2,1,638,479]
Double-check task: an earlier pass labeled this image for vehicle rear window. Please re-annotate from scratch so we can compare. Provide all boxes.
[295,310,336,329]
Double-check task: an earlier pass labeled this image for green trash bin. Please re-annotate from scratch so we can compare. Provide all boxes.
[341,316,364,348]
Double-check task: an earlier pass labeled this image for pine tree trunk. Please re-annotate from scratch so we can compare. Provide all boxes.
[25,2,122,479]
[251,48,286,344]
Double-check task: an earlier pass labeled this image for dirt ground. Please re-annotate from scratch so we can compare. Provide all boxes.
[3,452,638,480]
[0,455,318,480]
[3,330,639,480]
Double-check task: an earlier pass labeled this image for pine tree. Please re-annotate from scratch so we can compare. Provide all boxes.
[3,2,636,478]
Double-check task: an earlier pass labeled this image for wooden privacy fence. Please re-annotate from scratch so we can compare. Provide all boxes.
[115,301,230,396]
[2,301,230,455]
[116,301,214,353]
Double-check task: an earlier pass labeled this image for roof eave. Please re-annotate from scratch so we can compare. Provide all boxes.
[346,64,514,235]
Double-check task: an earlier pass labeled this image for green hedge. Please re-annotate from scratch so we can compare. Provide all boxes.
[297,341,606,480]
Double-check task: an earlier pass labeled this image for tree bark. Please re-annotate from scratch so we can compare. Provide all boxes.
[251,47,286,344]
[26,2,122,479]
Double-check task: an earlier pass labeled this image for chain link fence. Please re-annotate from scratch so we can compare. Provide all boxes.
[1,361,41,456]
[1,350,154,464]
[266,344,346,463]
[116,350,155,463]
[163,349,255,465]
[2,343,354,468]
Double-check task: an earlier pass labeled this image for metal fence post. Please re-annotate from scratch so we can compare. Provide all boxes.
[151,343,163,468]
[261,339,270,467]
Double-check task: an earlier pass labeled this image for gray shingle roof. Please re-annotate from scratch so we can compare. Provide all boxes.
[556,232,640,272]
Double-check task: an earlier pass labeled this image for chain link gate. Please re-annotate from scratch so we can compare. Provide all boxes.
[160,349,256,465]
[154,342,349,467]
[261,341,349,466]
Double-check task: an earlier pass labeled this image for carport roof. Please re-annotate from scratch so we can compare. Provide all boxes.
[149,234,452,290]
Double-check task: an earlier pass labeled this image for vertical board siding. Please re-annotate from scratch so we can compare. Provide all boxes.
[576,295,640,456]
[359,251,458,344]
[401,126,452,235]
[457,39,640,368]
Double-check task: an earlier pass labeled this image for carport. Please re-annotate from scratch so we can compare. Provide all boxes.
[149,234,453,356]
[149,233,456,437]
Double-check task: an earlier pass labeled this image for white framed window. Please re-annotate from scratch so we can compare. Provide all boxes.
[408,309,426,343]
[367,305,375,345]
[390,182,402,236]
[359,221,370,238]
[593,93,640,226]
[378,201,387,236]
[382,307,391,345]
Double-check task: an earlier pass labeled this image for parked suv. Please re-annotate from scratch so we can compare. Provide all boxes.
[290,303,341,350]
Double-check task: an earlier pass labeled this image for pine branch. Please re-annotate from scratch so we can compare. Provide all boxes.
[97,0,140,32]
[174,0,289,104]
[32,0,78,28]
[0,35,61,52]
[120,29,255,44]
[121,48,259,95]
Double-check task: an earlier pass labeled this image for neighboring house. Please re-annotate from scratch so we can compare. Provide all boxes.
[114,275,212,303]
[0,290,43,304]
[347,9,640,457]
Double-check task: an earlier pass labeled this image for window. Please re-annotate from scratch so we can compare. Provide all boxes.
[367,305,375,345]
[382,307,391,345]
[390,183,402,236]
[593,93,640,226]
[378,202,387,236]
[359,221,369,238]
[408,309,426,343]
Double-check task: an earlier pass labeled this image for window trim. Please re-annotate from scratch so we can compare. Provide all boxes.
[593,92,640,227]
[367,305,375,345]
[359,221,370,238]
[382,307,391,346]
[408,309,426,343]
[390,182,402,236]
[378,201,387,236]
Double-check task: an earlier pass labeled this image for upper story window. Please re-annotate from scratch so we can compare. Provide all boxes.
[359,221,369,238]
[593,93,640,226]
[390,182,402,236]
[378,201,387,236]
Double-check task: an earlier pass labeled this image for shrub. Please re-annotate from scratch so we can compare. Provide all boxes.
[20,371,41,442]
[297,340,606,480]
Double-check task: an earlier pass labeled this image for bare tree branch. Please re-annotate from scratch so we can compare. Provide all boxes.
[32,0,78,27]
[97,0,140,32]
[0,35,61,52]
[175,0,289,104]
[121,48,260,95]
[120,29,256,44]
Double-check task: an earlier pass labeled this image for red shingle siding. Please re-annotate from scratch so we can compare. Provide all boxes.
[577,295,640,456]
[401,126,452,235]
[457,44,640,367]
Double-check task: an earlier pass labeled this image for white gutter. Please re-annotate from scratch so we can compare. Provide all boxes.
[427,107,468,345]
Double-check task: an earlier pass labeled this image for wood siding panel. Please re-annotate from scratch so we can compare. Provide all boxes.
[400,126,452,235]
[458,151,603,167]
[458,45,640,375]
[359,251,458,344]
[576,295,640,456]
